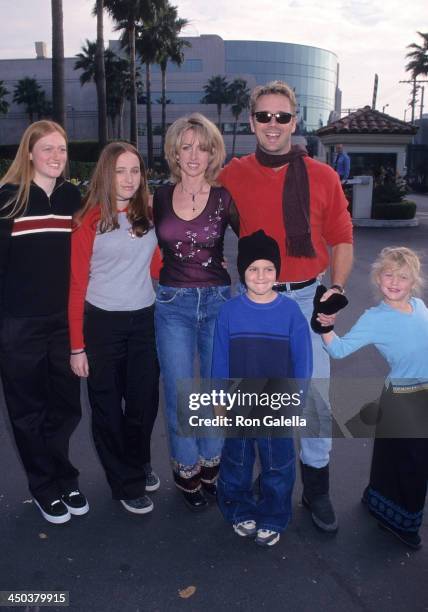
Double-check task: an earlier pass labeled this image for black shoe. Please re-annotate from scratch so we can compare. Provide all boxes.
[144,463,160,492]
[33,498,71,524]
[201,481,217,499]
[120,495,154,515]
[62,490,89,516]
[301,462,338,533]
[181,489,208,512]
[378,521,422,550]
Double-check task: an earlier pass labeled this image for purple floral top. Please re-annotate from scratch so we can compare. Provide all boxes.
[153,184,239,287]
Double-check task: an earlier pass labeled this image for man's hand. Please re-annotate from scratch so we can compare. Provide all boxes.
[310,285,348,334]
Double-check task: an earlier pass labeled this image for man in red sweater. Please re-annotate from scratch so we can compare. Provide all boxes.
[219,80,353,533]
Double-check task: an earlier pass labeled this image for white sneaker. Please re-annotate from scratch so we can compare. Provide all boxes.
[255,529,280,546]
[233,520,257,537]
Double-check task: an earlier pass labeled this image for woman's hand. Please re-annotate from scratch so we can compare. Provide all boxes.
[70,352,89,378]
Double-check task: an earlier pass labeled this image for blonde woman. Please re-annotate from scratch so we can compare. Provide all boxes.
[0,121,87,524]
[153,113,239,511]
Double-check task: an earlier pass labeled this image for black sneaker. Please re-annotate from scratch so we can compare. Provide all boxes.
[120,496,154,515]
[62,490,89,516]
[34,498,71,524]
[378,521,422,550]
[145,470,160,492]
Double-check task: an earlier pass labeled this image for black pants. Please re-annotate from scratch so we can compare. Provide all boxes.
[0,312,81,504]
[85,303,159,500]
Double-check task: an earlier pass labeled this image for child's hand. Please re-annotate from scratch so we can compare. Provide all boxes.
[70,352,89,378]
[317,312,337,327]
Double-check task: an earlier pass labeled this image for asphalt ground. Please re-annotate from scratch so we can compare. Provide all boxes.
[0,195,427,612]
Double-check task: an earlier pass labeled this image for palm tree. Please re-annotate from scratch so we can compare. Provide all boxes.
[0,81,10,115]
[108,55,144,138]
[201,75,231,133]
[74,40,98,85]
[95,0,108,146]
[104,0,165,148]
[51,0,65,126]
[74,43,142,139]
[155,5,189,156]
[228,78,250,157]
[406,32,428,122]
[13,78,50,123]
[133,20,158,167]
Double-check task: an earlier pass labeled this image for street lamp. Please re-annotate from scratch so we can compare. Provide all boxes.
[404,109,408,122]
[382,104,389,113]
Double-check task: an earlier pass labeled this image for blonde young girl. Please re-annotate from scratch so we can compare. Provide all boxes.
[0,121,86,524]
[68,142,159,515]
[322,247,428,550]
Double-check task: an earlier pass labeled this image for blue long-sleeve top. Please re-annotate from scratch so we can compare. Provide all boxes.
[212,293,313,380]
[333,152,350,181]
[324,297,428,387]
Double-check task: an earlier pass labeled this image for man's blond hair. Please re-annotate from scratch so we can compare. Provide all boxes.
[250,81,297,114]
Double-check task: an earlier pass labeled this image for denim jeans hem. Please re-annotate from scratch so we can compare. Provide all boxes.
[257,518,291,533]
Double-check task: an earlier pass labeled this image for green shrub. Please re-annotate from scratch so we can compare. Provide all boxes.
[0,158,94,187]
[0,145,18,159]
[69,160,95,183]
[0,141,123,163]
[0,158,12,177]
[68,141,105,162]
[372,200,416,220]
[372,180,407,204]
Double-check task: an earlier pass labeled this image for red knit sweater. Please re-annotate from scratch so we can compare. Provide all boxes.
[219,154,353,282]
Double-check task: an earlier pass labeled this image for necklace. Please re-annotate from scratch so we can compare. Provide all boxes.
[181,183,207,212]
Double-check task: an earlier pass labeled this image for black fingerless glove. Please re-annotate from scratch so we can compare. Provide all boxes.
[310,284,349,334]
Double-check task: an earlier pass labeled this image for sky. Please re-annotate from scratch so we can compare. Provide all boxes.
[0,0,426,121]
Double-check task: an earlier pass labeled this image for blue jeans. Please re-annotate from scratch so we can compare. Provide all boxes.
[286,281,332,468]
[217,437,295,532]
[155,285,230,474]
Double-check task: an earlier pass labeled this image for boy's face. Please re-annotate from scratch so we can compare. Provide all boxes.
[244,259,277,302]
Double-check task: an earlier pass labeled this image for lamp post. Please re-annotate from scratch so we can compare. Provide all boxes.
[382,104,389,113]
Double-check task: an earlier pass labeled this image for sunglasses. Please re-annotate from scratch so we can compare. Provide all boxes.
[253,111,295,124]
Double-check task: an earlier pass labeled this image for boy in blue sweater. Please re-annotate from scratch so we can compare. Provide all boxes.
[212,230,312,546]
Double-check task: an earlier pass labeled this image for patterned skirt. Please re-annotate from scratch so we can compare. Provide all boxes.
[364,385,428,533]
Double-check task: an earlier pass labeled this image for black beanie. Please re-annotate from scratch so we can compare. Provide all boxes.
[237,230,281,284]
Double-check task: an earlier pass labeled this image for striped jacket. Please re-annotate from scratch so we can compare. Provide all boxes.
[0,179,81,317]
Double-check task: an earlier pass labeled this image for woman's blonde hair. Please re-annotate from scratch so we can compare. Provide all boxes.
[164,113,226,184]
[0,120,68,218]
[75,141,151,237]
[371,246,424,296]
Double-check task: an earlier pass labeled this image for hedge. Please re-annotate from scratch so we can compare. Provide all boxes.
[0,158,95,184]
[0,140,123,163]
[372,200,417,220]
